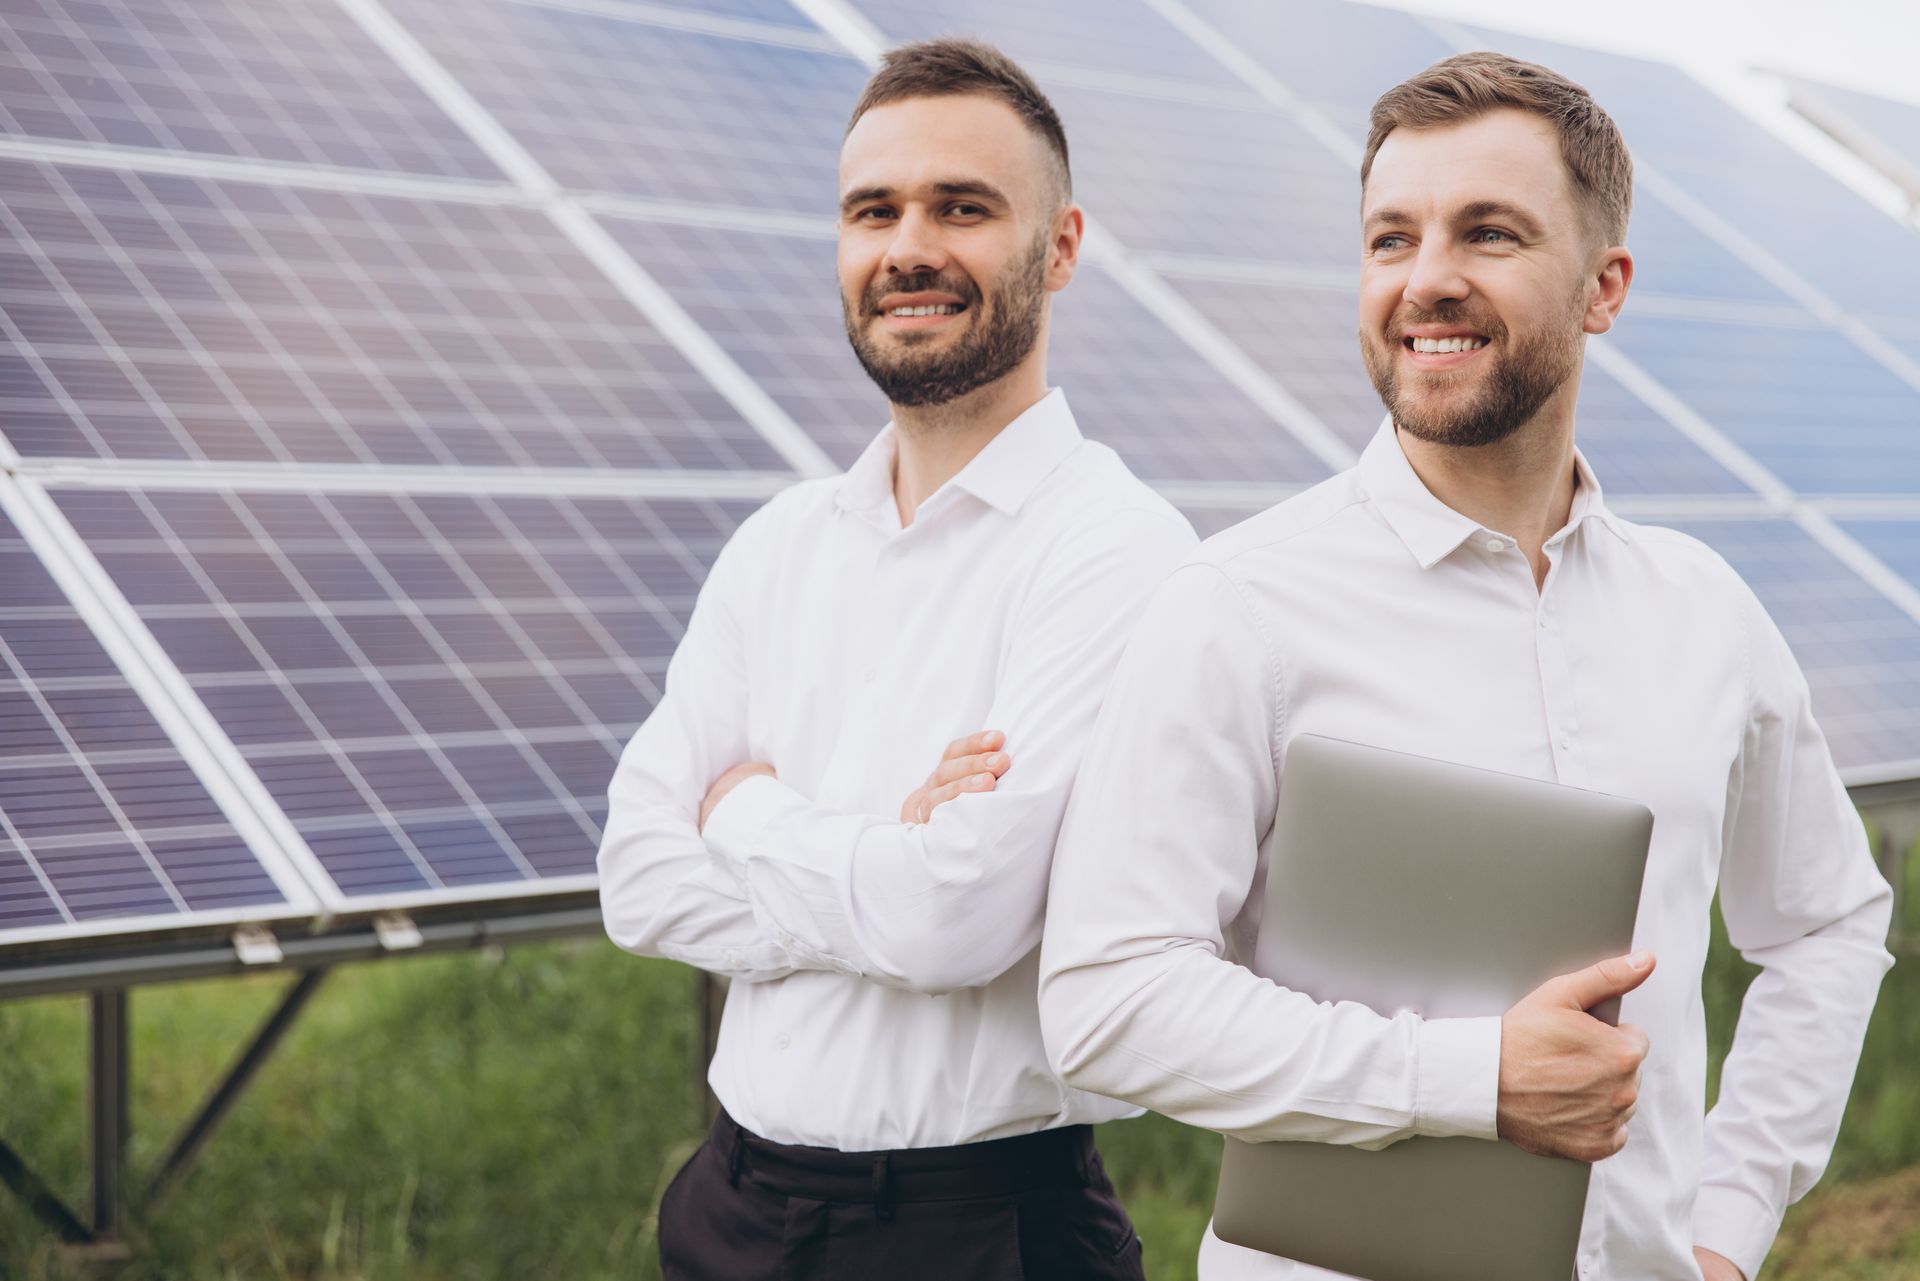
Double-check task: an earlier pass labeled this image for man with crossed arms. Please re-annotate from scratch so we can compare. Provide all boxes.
[597,38,1190,1281]
[1040,53,1892,1281]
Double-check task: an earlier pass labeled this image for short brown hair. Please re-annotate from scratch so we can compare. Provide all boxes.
[847,38,1072,203]
[1362,52,1632,247]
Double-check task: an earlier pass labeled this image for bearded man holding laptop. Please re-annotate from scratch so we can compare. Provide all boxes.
[1039,53,1893,1281]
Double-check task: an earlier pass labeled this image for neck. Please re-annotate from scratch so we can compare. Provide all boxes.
[1395,393,1579,590]
[890,359,1048,526]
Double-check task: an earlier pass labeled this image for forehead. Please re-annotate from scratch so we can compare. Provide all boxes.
[1363,108,1574,223]
[840,93,1048,201]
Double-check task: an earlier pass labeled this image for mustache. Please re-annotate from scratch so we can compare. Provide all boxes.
[1386,305,1506,343]
[862,272,982,316]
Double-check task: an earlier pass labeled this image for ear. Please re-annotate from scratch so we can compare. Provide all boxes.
[1583,244,1633,336]
[1046,204,1084,293]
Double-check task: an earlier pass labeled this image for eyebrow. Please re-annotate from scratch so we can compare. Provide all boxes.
[1457,199,1546,238]
[1363,200,1548,239]
[839,179,1010,215]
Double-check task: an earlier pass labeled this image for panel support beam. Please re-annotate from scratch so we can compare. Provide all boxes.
[147,970,329,1207]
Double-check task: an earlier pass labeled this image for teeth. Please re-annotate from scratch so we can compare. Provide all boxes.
[1410,336,1488,354]
[888,303,962,317]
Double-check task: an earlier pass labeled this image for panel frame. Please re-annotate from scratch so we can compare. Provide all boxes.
[0,473,321,952]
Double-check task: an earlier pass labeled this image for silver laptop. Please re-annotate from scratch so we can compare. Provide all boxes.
[1211,735,1653,1281]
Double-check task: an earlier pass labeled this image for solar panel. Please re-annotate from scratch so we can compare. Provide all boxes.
[52,484,751,906]
[635,0,821,28]
[385,0,864,214]
[0,0,1912,972]
[1669,518,1920,774]
[1178,0,1455,133]
[0,484,309,947]
[609,214,1330,481]
[0,157,780,469]
[1607,314,1920,494]
[0,0,502,179]
[1045,77,1356,267]
[851,0,1231,86]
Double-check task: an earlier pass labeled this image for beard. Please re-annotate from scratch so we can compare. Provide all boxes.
[1360,292,1584,448]
[842,231,1049,409]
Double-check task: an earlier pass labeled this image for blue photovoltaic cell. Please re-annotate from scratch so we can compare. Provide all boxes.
[628,0,818,27]
[386,0,862,215]
[1459,26,1920,323]
[1607,314,1920,494]
[1180,0,1454,133]
[1176,496,1274,541]
[609,219,879,462]
[850,0,1228,86]
[1838,521,1920,597]
[0,159,779,469]
[1047,77,1356,267]
[611,216,1329,482]
[1166,273,1753,495]
[0,0,501,180]
[1052,267,1331,484]
[56,487,753,900]
[0,502,286,939]
[1626,194,1809,310]
[1670,519,1920,773]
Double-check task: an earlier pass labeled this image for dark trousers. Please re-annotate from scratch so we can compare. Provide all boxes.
[658,1110,1146,1280]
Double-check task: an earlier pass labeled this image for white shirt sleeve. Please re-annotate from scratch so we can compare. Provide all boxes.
[1693,586,1895,1279]
[596,505,818,983]
[1037,562,1502,1148]
[699,506,1194,995]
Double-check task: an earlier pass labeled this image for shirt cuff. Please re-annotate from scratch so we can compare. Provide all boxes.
[1693,1183,1780,1281]
[1414,1015,1502,1139]
[700,772,791,874]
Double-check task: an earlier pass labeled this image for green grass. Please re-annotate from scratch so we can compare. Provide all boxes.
[1,891,1916,1280]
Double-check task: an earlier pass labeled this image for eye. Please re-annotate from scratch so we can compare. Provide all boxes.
[946,202,988,219]
[1371,234,1409,252]
[1469,227,1515,244]
[853,205,896,222]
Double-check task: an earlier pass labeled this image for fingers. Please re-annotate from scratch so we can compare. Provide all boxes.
[1547,949,1656,1011]
[927,750,1011,789]
[911,771,999,822]
[941,729,1004,762]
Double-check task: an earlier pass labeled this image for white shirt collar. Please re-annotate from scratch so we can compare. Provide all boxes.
[1356,418,1631,570]
[836,389,1084,526]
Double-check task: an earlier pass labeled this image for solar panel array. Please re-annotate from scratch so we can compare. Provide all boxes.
[1,0,1917,954]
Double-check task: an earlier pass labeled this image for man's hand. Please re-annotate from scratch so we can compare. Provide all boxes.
[1695,1247,1745,1281]
[699,761,775,832]
[1496,950,1657,1161]
[900,730,1012,824]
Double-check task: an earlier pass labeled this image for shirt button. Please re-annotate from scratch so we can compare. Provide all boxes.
[1484,537,1506,552]
[775,1033,791,1051]
[725,949,744,969]
[863,667,877,684]
[1560,735,1572,750]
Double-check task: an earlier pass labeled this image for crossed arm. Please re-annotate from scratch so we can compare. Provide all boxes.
[597,502,1193,993]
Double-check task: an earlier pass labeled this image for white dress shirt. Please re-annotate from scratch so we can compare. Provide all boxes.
[1039,422,1893,1281]
[598,389,1194,1150]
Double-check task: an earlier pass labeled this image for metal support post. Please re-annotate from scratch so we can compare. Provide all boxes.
[88,988,129,1243]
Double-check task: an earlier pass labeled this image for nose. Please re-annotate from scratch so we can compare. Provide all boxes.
[1403,239,1470,312]
[880,206,949,279]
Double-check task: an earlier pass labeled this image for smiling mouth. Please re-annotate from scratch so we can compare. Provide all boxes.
[1405,335,1489,353]
[884,302,967,317]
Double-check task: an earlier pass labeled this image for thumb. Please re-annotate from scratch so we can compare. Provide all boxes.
[1550,950,1655,1011]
